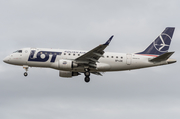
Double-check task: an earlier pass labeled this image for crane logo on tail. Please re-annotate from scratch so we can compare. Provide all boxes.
[153,33,171,52]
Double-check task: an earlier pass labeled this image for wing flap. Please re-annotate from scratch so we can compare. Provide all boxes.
[91,72,103,76]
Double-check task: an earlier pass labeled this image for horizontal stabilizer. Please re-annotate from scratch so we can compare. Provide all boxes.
[149,52,174,62]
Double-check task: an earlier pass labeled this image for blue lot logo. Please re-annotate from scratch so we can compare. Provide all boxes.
[28,50,62,62]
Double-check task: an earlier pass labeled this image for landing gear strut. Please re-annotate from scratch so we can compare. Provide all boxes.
[84,68,90,83]
[23,65,29,77]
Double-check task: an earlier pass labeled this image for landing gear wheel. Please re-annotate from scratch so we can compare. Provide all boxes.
[84,71,90,77]
[84,68,90,77]
[24,72,28,77]
[84,76,90,83]
[84,68,90,83]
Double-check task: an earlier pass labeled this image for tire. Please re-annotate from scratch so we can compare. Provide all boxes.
[84,77,90,83]
[84,71,90,77]
[24,72,28,77]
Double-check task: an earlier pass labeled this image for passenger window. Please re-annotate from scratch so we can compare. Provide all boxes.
[107,56,109,58]
[64,53,66,55]
[111,56,113,58]
[73,54,75,56]
[116,56,118,58]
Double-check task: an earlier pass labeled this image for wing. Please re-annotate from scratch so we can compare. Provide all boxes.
[75,35,113,68]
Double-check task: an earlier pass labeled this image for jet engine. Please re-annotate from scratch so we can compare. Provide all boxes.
[59,71,80,78]
[58,59,78,70]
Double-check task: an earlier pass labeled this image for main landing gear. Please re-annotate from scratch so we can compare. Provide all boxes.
[23,65,29,77]
[84,68,90,83]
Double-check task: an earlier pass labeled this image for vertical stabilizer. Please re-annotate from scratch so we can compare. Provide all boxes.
[137,27,175,55]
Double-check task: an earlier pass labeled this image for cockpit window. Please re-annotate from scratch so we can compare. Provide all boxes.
[13,50,22,53]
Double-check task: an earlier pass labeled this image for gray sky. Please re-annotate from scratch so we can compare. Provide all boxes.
[0,0,180,119]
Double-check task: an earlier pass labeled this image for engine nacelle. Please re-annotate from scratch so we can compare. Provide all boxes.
[58,59,78,70]
[59,71,80,78]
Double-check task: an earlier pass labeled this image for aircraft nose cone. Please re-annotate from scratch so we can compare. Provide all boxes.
[3,56,9,63]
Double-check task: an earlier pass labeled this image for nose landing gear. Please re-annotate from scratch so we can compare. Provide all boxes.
[23,65,29,77]
[24,72,28,76]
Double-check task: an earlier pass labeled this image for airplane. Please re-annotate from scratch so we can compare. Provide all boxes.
[3,27,176,83]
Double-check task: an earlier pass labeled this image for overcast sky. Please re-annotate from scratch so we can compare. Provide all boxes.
[0,0,180,119]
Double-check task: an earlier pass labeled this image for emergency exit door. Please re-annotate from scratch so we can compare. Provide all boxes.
[126,54,132,65]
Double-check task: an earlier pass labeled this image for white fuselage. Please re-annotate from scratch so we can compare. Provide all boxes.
[3,48,172,73]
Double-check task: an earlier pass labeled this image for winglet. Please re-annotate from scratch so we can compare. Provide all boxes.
[104,35,114,45]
